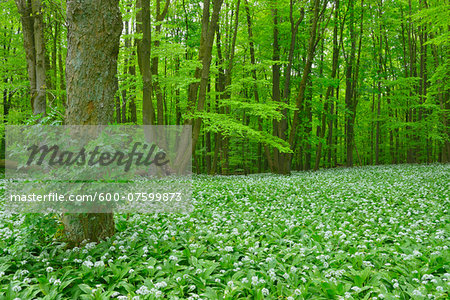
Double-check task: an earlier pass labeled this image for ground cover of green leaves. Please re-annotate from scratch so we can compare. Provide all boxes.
[0,164,449,299]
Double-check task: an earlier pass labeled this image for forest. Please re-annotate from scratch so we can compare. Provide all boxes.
[1,0,448,174]
[0,0,449,299]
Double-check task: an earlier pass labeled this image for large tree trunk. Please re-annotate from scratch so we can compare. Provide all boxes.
[63,0,122,246]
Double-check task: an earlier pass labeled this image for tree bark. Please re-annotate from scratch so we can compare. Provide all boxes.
[64,0,122,246]
[316,0,339,170]
[244,0,271,172]
[15,0,46,115]
[285,0,322,174]
[271,5,281,173]
[176,0,223,172]
[137,0,156,125]
[152,0,171,125]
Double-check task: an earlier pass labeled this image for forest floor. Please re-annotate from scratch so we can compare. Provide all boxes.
[0,164,449,299]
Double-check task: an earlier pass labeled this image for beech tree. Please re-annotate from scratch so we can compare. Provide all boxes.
[15,0,46,115]
[63,0,122,245]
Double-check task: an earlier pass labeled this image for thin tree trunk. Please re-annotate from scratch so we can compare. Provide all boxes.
[285,0,322,174]
[271,5,281,173]
[176,0,224,172]
[15,0,46,115]
[137,0,155,125]
[152,0,171,125]
[244,0,271,172]
[316,0,339,170]
[278,1,304,173]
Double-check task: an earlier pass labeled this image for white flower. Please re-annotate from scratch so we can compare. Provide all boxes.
[351,286,361,292]
[241,278,248,283]
[215,278,220,283]
[136,285,150,295]
[83,261,93,268]
[262,288,269,296]
[294,289,301,295]
[422,274,434,280]
[54,279,61,285]
[436,286,444,292]
[111,292,120,297]
[85,242,96,250]
[129,269,134,273]
[153,289,163,298]
[94,261,105,267]
[363,261,374,268]
[12,285,22,292]
[283,273,290,279]
[46,267,54,272]
[412,290,423,297]
[155,281,167,289]
[224,246,233,252]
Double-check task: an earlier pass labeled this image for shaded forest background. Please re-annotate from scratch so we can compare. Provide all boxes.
[1,0,449,175]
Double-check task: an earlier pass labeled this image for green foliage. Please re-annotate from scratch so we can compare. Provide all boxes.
[2,0,449,171]
[196,111,292,153]
[0,165,449,298]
